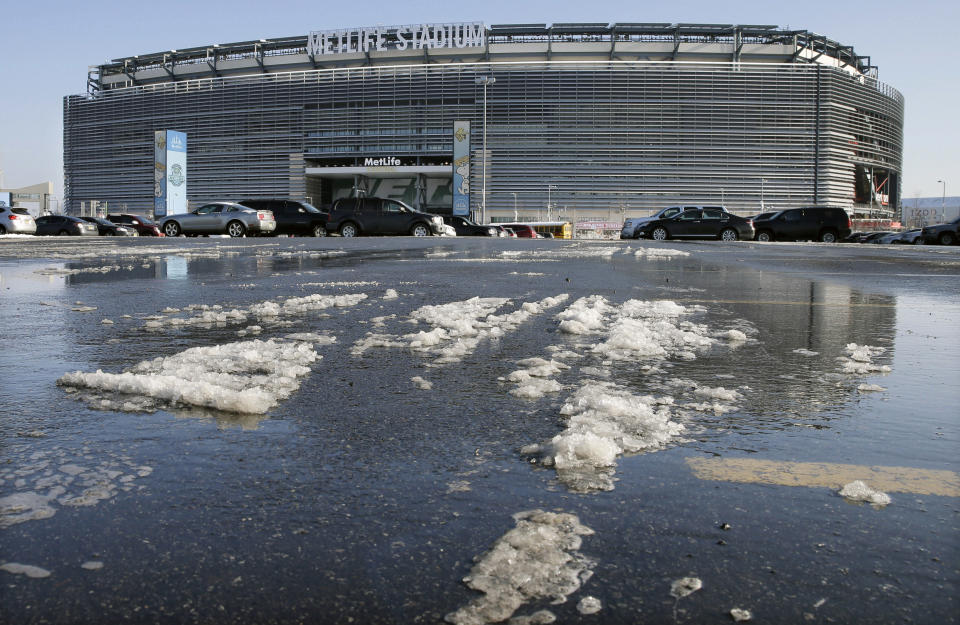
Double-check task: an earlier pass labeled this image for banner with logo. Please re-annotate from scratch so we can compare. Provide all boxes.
[452,121,470,216]
[154,130,187,219]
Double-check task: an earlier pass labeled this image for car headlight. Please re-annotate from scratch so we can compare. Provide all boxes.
[487,228,497,236]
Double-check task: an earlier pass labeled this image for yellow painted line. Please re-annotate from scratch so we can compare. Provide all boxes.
[686,457,960,497]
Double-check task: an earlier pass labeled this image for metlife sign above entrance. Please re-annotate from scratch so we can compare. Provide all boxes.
[307,22,485,56]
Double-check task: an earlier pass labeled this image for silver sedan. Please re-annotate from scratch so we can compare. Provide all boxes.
[160,202,276,237]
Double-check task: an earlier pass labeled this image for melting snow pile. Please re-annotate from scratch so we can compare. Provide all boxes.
[838,480,891,506]
[670,577,702,598]
[837,343,891,375]
[635,248,690,258]
[353,295,569,363]
[445,510,595,625]
[146,293,368,330]
[523,383,682,492]
[516,297,747,492]
[58,339,318,414]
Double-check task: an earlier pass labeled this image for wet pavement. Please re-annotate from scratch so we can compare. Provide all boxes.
[1,236,957,624]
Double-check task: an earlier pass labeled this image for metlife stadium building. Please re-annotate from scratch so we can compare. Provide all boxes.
[64,22,904,220]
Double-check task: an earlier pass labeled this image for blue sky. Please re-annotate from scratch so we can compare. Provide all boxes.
[1,0,956,201]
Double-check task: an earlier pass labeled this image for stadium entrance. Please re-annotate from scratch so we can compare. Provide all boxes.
[305,156,452,212]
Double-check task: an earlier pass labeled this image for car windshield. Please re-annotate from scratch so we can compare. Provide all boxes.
[300,203,323,213]
[11,208,31,216]
[138,217,156,225]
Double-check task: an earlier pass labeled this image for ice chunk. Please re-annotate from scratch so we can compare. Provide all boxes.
[730,607,752,621]
[557,295,612,335]
[857,383,886,393]
[445,510,594,625]
[529,382,683,492]
[792,348,819,356]
[837,344,891,375]
[58,339,318,414]
[670,577,702,598]
[577,596,602,615]
[0,563,51,578]
[383,288,399,299]
[411,376,433,390]
[839,480,891,506]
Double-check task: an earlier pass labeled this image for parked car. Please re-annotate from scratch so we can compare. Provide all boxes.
[439,214,502,237]
[843,232,872,243]
[919,216,960,246]
[34,215,99,236]
[622,205,729,239]
[502,228,517,238]
[631,207,753,241]
[79,216,138,236]
[861,231,895,244]
[159,202,276,237]
[0,206,37,235]
[869,230,920,245]
[107,214,164,237]
[236,199,328,237]
[752,207,851,243]
[325,197,444,237]
[890,229,924,244]
[497,224,540,238]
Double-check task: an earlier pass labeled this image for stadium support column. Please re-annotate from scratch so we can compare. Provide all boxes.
[475,75,496,224]
[814,65,822,204]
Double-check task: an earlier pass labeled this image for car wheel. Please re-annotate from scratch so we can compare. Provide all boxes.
[339,223,358,237]
[58,230,70,236]
[720,228,739,242]
[651,227,669,241]
[819,229,838,243]
[939,232,957,246]
[163,222,181,237]
[105,231,114,236]
[227,221,246,238]
[913,237,924,245]
[756,230,773,242]
[0,225,6,235]
[312,224,327,237]
[410,223,431,237]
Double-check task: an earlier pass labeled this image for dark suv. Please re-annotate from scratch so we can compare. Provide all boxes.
[752,207,851,243]
[237,199,328,237]
[325,197,444,237]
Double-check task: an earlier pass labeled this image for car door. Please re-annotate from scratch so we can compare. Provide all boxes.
[777,209,807,240]
[699,208,726,238]
[378,199,409,235]
[285,201,311,234]
[192,204,223,233]
[672,208,702,237]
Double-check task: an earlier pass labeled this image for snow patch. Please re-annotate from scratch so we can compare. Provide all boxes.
[445,510,594,625]
[58,339,318,414]
[839,480,891,506]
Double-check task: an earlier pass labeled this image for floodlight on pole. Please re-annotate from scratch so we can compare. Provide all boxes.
[475,76,495,223]
[938,179,946,221]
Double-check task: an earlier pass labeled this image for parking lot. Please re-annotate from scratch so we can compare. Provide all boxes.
[1,236,957,624]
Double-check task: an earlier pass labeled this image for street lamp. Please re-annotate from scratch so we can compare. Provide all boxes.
[547,184,558,221]
[760,178,767,210]
[938,179,946,222]
[511,192,518,221]
[475,75,496,224]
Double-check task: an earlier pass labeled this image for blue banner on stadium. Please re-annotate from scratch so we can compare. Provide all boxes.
[452,121,470,216]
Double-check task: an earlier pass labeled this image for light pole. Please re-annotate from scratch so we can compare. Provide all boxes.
[547,184,558,221]
[760,178,767,210]
[511,192,518,221]
[938,179,946,222]
[475,75,495,224]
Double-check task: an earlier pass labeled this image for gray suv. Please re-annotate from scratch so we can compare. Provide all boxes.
[325,197,444,237]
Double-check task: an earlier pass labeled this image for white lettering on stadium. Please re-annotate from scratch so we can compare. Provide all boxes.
[308,23,485,56]
[363,157,402,166]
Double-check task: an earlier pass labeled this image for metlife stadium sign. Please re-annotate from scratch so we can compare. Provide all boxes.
[308,22,485,56]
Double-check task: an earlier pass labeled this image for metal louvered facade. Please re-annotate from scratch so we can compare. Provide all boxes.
[63,24,903,219]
